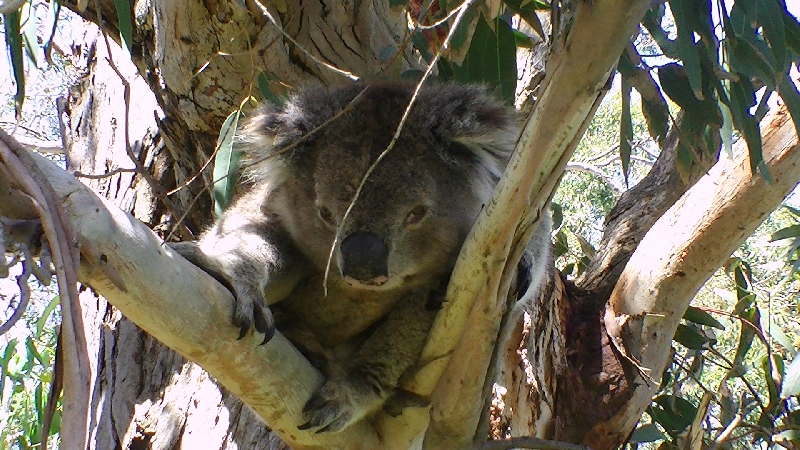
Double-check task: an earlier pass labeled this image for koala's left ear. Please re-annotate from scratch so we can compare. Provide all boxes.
[415,84,519,178]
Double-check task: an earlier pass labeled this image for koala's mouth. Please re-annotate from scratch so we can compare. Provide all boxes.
[343,275,390,289]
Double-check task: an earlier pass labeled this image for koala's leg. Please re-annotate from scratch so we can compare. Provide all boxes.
[170,226,306,343]
[300,288,438,433]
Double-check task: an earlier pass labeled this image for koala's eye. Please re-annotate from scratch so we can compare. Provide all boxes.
[317,206,335,226]
[404,205,429,227]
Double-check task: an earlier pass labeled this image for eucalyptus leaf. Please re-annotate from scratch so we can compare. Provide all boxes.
[683,306,725,330]
[629,423,666,443]
[3,9,25,116]
[213,110,243,217]
[113,0,134,56]
[620,77,633,187]
[782,350,800,398]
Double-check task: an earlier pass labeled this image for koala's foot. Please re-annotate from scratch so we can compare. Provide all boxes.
[298,379,383,433]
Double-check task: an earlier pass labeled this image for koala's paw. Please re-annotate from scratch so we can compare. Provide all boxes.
[298,380,379,433]
[231,288,275,344]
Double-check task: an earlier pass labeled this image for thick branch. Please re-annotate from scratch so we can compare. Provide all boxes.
[577,114,715,299]
[381,0,652,447]
[594,106,800,448]
[0,143,380,449]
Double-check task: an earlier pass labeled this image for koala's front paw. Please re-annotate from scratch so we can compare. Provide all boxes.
[230,283,275,344]
[298,380,381,433]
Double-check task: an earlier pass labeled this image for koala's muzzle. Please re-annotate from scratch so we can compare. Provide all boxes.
[340,231,389,286]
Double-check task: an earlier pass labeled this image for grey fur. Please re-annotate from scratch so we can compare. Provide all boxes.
[172,81,551,433]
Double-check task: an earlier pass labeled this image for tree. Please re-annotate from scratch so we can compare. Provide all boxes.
[1,0,799,449]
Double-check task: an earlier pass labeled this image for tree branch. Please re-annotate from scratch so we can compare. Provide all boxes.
[0,137,381,449]
[380,0,653,447]
[594,105,800,448]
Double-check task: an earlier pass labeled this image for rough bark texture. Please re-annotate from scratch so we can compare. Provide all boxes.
[62,20,290,450]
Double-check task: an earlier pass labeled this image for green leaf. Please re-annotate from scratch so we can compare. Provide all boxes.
[756,0,788,71]
[213,110,243,217]
[257,71,287,107]
[35,295,60,340]
[451,15,516,103]
[658,63,719,123]
[630,423,667,443]
[553,229,568,258]
[620,77,633,187]
[411,30,434,64]
[732,307,760,368]
[651,395,697,435]
[113,0,134,56]
[683,306,725,330]
[550,202,563,231]
[784,11,800,56]
[719,100,734,159]
[642,6,678,58]
[21,2,39,68]
[782,350,800,398]
[778,75,800,139]
[729,77,764,176]
[574,233,595,258]
[674,323,708,350]
[388,0,407,6]
[669,0,703,100]
[771,224,800,242]
[641,94,669,143]
[3,9,25,117]
[762,353,783,406]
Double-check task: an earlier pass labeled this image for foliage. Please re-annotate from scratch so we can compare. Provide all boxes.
[0,294,61,450]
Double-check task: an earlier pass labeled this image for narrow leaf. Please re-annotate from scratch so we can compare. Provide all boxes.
[756,0,787,71]
[683,306,725,330]
[113,0,134,55]
[770,224,800,242]
[630,423,666,443]
[3,9,25,116]
[674,324,708,350]
[451,15,516,103]
[732,307,760,368]
[782,350,800,398]
[778,75,800,139]
[21,2,39,68]
[669,0,703,99]
[213,110,242,217]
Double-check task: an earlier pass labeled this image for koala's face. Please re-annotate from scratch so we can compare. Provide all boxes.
[295,140,480,290]
[244,82,516,291]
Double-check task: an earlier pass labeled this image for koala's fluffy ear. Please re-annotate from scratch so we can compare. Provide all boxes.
[414,84,519,180]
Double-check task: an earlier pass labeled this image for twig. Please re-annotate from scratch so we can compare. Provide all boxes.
[0,244,32,336]
[74,167,138,179]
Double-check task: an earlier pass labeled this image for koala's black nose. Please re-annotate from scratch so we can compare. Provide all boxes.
[340,231,389,285]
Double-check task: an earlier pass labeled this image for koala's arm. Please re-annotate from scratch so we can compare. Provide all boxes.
[300,288,439,432]
[171,210,308,343]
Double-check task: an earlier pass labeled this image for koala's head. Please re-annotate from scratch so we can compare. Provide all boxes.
[242,82,517,290]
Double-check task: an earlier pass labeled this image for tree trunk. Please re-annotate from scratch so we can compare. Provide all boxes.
[4,0,795,448]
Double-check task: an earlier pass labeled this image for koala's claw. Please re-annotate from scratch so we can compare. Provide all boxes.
[298,382,359,433]
[232,295,275,343]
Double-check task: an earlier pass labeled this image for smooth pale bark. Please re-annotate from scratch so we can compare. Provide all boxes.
[0,148,380,449]
[594,106,800,448]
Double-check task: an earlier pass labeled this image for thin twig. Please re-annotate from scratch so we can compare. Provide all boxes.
[73,167,138,179]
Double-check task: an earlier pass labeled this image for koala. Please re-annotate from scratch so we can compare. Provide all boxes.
[172,81,552,433]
